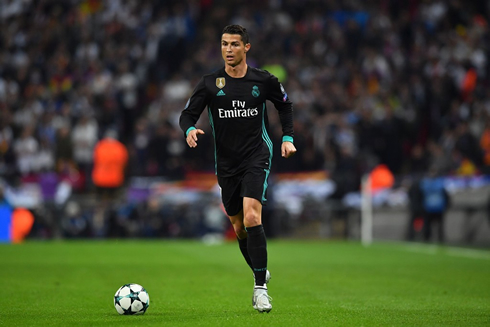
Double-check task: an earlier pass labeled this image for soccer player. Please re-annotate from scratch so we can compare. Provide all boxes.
[179,24,296,313]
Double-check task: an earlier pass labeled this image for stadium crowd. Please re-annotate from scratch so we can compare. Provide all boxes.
[1,0,490,238]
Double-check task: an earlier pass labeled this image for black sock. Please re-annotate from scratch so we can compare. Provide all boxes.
[246,224,267,286]
[237,236,253,272]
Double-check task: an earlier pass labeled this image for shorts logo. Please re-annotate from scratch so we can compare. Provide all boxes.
[216,77,226,89]
[252,85,260,98]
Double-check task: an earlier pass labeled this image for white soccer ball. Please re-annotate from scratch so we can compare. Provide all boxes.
[114,283,150,315]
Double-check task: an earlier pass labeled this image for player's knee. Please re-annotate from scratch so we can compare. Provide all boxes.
[235,227,247,239]
[231,220,246,239]
[243,212,261,227]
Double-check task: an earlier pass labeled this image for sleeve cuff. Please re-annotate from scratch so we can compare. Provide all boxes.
[186,127,196,137]
[282,136,294,143]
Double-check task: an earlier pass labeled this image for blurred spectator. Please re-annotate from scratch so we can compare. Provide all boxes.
[61,200,91,238]
[92,129,128,236]
[140,196,168,237]
[72,112,98,190]
[420,172,451,243]
[454,121,484,170]
[407,144,429,175]
[13,125,38,176]
[54,125,76,174]
[129,117,150,176]
[407,178,425,241]
[0,120,15,176]
[36,136,55,172]
[479,119,490,172]
[147,122,170,176]
[115,61,140,142]
[163,128,186,180]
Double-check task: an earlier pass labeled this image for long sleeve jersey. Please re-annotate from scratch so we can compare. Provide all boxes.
[179,66,294,177]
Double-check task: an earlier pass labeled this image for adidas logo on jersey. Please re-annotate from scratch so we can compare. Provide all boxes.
[216,90,226,96]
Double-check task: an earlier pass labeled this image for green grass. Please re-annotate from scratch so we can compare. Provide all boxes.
[0,240,489,326]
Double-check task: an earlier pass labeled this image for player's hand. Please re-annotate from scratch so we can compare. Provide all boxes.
[281,141,297,158]
[186,128,205,148]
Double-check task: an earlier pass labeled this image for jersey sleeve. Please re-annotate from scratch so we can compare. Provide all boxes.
[179,77,209,137]
[266,74,294,143]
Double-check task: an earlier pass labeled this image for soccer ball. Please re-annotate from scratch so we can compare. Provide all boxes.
[114,283,150,315]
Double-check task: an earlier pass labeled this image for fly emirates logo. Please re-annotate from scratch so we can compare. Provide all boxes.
[218,100,258,118]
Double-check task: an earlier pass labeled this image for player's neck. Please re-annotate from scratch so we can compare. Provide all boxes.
[225,62,248,78]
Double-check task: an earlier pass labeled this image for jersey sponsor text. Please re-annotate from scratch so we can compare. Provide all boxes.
[218,107,258,118]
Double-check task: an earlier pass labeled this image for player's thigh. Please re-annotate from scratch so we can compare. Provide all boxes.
[240,167,269,205]
[217,174,243,216]
[243,197,263,227]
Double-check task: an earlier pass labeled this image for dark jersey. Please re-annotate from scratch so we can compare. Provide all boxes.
[179,66,294,177]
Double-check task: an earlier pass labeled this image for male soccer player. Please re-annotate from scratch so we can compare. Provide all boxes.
[179,24,296,313]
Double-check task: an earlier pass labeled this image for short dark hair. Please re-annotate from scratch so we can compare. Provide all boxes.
[222,25,249,45]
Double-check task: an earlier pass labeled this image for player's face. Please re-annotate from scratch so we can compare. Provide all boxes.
[221,33,250,67]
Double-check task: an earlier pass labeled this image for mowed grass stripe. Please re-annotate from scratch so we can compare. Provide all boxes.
[0,240,489,326]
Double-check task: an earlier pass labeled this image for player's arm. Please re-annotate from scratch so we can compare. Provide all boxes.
[179,77,209,148]
[266,74,296,158]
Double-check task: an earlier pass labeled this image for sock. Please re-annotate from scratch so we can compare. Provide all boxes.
[237,236,254,272]
[246,224,268,286]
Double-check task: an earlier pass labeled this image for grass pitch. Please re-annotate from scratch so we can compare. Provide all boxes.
[0,240,489,326]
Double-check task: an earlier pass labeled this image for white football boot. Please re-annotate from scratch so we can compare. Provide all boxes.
[252,285,272,313]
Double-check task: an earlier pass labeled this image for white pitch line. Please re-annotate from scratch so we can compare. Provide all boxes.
[402,243,439,255]
[444,247,490,260]
[400,243,490,260]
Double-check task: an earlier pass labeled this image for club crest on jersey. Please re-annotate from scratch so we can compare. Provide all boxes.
[252,85,260,98]
[216,77,226,89]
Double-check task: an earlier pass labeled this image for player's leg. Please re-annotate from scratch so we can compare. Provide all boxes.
[228,210,254,271]
[243,197,272,313]
[242,197,268,285]
[218,175,254,271]
[228,206,271,282]
[241,163,271,287]
[223,169,272,313]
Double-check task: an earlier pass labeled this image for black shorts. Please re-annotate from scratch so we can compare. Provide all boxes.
[217,166,270,216]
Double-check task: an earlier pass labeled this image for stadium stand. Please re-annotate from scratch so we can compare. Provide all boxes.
[1,0,490,244]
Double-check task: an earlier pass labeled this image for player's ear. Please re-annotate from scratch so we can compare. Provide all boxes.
[244,43,251,53]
